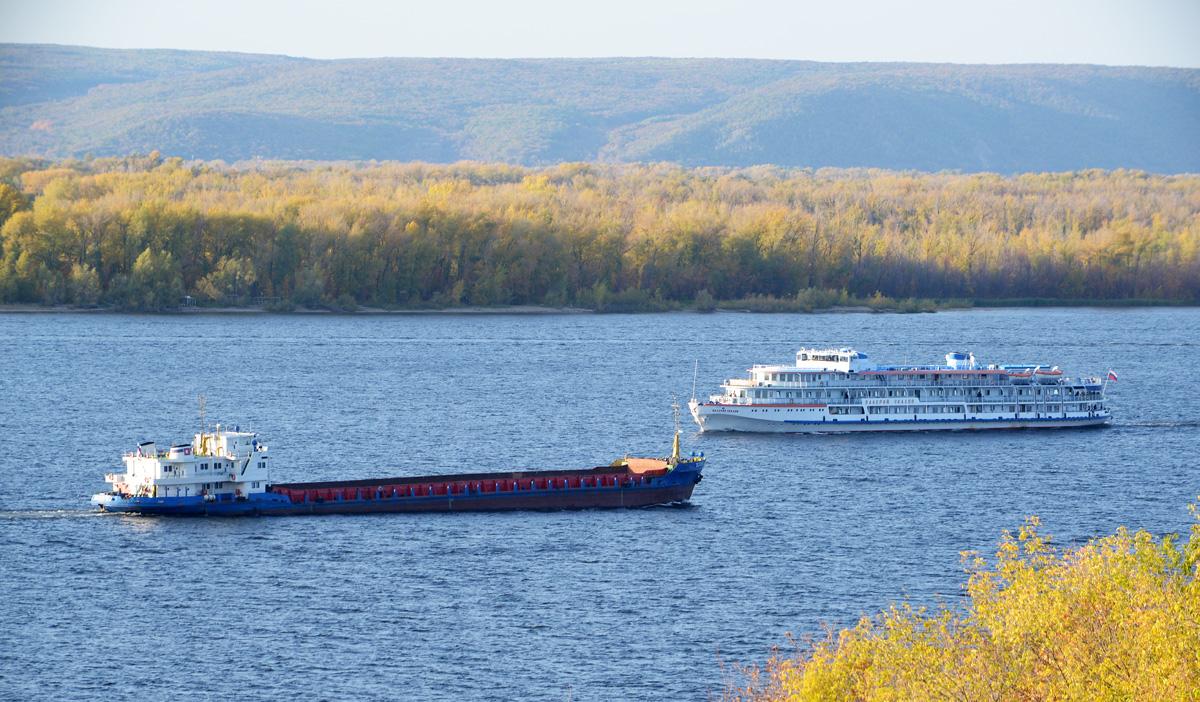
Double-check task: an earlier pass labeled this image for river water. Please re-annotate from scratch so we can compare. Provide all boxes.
[1,308,1197,701]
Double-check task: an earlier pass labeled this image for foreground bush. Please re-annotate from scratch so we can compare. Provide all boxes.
[735,513,1200,701]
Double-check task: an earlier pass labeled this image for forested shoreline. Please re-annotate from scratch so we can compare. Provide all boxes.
[1,154,1197,311]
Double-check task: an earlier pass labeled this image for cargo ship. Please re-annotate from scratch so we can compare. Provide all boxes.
[91,406,704,516]
[690,347,1113,433]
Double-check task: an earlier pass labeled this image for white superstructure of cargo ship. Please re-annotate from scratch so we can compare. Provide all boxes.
[688,348,1112,433]
[94,424,272,507]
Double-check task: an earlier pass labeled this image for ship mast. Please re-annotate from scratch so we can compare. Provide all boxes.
[671,393,681,463]
[198,395,209,456]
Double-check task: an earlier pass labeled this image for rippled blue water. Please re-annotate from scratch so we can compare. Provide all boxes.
[1,308,1197,701]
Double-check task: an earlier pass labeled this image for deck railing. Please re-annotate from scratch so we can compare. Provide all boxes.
[723,376,1100,392]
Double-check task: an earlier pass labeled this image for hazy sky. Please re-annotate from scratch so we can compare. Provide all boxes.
[2,0,1198,67]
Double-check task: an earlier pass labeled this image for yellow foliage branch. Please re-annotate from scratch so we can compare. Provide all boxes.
[734,508,1200,702]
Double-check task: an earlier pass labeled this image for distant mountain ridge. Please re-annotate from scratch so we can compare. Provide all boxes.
[2,44,1198,173]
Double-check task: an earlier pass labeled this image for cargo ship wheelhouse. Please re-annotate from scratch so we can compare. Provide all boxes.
[93,423,283,512]
[688,348,1111,433]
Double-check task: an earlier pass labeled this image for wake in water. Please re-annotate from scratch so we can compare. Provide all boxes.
[0,509,105,520]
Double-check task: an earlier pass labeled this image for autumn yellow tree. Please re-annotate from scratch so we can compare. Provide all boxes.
[733,512,1200,702]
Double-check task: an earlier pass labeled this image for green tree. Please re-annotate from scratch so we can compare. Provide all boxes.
[68,263,101,307]
[125,248,184,311]
[0,183,31,230]
[292,265,327,307]
[195,256,257,304]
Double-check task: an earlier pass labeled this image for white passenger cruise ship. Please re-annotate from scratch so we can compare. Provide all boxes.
[688,348,1112,433]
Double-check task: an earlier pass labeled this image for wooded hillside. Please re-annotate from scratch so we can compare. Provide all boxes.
[3,45,1198,173]
[1,156,1196,310]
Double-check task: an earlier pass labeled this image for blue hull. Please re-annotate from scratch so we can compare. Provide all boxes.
[91,491,294,516]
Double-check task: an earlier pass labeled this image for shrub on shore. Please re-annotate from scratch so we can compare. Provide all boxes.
[715,289,956,313]
[733,512,1200,701]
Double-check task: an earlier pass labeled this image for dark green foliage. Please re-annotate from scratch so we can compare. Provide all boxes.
[595,288,676,313]
[2,45,1198,173]
[0,182,30,228]
[68,263,100,307]
[117,248,184,311]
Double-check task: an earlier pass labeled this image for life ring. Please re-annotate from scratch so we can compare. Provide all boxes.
[235,489,242,496]
[229,474,236,481]
[200,489,207,496]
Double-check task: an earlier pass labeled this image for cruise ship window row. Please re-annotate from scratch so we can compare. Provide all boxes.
[859,404,1097,415]
[744,377,1060,389]
[734,397,1095,411]
[725,393,1102,408]
[732,385,1097,397]
[869,406,966,414]
[752,371,1103,386]
[737,387,1049,400]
